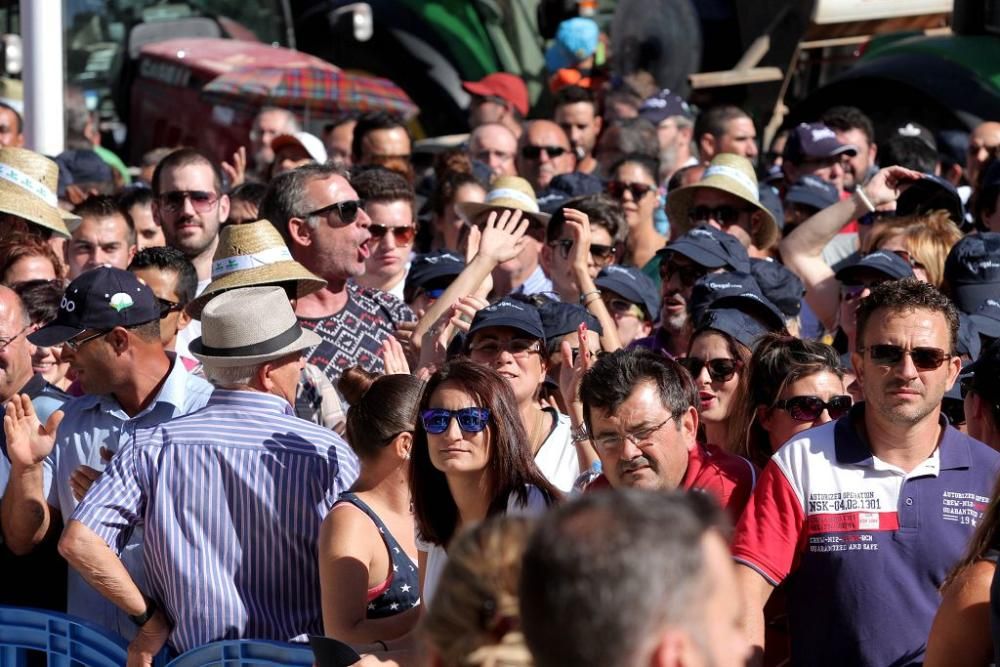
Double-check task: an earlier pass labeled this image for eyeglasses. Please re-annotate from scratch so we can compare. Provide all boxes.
[520,145,568,160]
[304,199,365,225]
[368,224,416,245]
[772,395,853,422]
[421,407,491,434]
[0,323,30,352]
[941,399,966,427]
[158,298,184,318]
[546,239,617,262]
[858,344,951,370]
[158,190,220,214]
[607,180,655,201]
[659,258,709,287]
[688,205,754,225]
[602,296,646,319]
[65,329,108,352]
[678,356,742,383]
[592,415,674,452]
[468,338,542,359]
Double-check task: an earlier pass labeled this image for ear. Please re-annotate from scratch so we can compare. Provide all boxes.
[256,361,278,392]
[392,431,413,460]
[851,351,865,391]
[287,217,314,249]
[107,327,130,354]
[218,193,231,223]
[680,404,699,451]
[646,626,688,667]
[539,242,555,272]
[176,308,192,333]
[757,404,775,431]
[593,114,603,137]
[945,353,962,390]
[127,244,137,264]
[151,199,163,226]
[698,133,715,161]
[639,319,653,337]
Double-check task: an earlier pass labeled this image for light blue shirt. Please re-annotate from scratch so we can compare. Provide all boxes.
[44,355,212,638]
[515,264,554,296]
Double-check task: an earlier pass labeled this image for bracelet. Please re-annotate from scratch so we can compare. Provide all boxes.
[571,423,590,443]
[579,289,601,305]
[854,186,876,213]
[374,639,388,652]
[128,596,158,627]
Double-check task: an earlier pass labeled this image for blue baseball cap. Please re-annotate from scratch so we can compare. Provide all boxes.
[835,250,914,284]
[538,302,602,341]
[758,184,785,231]
[783,122,857,163]
[405,250,465,292]
[29,267,160,347]
[658,225,751,273]
[638,89,693,125]
[708,289,787,334]
[970,298,1000,341]
[698,304,783,352]
[944,232,1000,314]
[468,298,546,342]
[536,172,604,214]
[896,174,964,224]
[688,271,760,328]
[750,259,805,318]
[958,312,982,361]
[785,175,839,212]
[595,265,660,322]
[545,17,600,72]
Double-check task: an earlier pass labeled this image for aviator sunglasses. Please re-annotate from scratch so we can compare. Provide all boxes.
[858,344,951,371]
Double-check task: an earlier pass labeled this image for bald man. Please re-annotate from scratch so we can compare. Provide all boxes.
[967,121,1000,187]
[468,123,518,178]
[516,120,576,192]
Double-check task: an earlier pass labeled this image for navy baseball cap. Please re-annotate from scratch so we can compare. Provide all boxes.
[958,312,982,361]
[658,225,751,273]
[835,250,914,284]
[29,267,160,347]
[785,175,839,212]
[688,271,760,328]
[708,289,787,333]
[783,122,857,163]
[698,304,782,352]
[944,232,1000,314]
[468,298,546,341]
[964,339,1000,404]
[536,172,604,214]
[895,174,964,224]
[758,184,785,231]
[750,258,805,318]
[970,298,1000,341]
[894,121,937,151]
[538,302,602,341]
[638,89,693,125]
[595,265,660,321]
[405,250,465,293]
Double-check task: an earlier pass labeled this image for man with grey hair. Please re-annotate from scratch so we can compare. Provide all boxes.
[638,89,697,182]
[57,286,359,661]
[258,164,413,384]
[520,489,751,667]
[250,106,300,180]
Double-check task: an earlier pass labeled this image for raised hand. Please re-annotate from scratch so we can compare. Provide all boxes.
[4,394,62,469]
[379,335,412,376]
[863,166,925,208]
[221,146,247,189]
[476,209,530,265]
[558,323,596,412]
[561,208,593,274]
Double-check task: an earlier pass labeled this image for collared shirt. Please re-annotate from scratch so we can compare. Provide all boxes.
[732,404,1000,667]
[72,389,360,654]
[45,355,213,638]
[513,264,554,297]
[0,374,69,493]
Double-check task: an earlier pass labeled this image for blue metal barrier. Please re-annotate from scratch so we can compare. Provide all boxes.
[0,605,129,667]
[165,639,314,666]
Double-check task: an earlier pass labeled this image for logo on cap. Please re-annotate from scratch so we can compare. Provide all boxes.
[810,127,837,142]
[109,292,135,312]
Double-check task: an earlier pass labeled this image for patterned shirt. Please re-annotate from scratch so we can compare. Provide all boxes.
[299,281,413,385]
[71,389,360,654]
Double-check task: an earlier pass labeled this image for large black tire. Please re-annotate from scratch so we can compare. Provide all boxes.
[611,0,702,98]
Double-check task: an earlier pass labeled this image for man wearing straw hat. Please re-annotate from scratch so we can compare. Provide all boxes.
[457,175,553,296]
[667,153,779,258]
[59,286,360,660]
[0,146,75,246]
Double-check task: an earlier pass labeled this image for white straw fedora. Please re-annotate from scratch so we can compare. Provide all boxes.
[0,147,74,238]
[189,286,321,368]
[456,175,551,227]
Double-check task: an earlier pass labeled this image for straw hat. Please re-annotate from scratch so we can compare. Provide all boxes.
[666,154,778,251]
[456,175,551,227]
[190,286,322,368]
[186,219,327,318]
[0,147,74,238]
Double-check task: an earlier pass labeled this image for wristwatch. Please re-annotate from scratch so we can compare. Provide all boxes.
[129,596,158,627]
[571,423,590,443]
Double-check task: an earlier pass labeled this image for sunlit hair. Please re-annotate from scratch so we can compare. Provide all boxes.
[0,232,64,285]
[339,366,423,460]
[421,516,536,667]
[863,210,963,288]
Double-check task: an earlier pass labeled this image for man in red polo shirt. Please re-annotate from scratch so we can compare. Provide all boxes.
[578,347,756,520]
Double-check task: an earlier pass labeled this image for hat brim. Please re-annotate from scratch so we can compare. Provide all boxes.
[659,239,729,270]
[970,313,1000,339]
[28,323,85,348]
[594,278,657,321]
[190,327,322,368]
[467,316,545,343]
[456,201,550,228]
[0,186,72,238]
[667,183,778,251]
[187,262,327,319]
[954,283,1000,315]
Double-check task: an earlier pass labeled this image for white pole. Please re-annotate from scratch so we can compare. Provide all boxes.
[21,0,64,155]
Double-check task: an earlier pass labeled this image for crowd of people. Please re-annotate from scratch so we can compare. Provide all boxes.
[3,13,1000,667]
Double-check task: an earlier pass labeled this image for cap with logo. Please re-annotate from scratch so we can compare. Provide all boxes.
[538,301,602,342]
[638,89,693,125]
[688,271,760,328]
[659,224,751,273]
[782,122,858,164]
[835,250,914,285]
[595,265,660,322]
[785,175,839,212]
[697,287,787,352]
[461,73,529,117]
[944,232,1000,314]
[750,259,805,318]
[29,267,160,347]
[405,250,465,293]
[970,298,1000,342]
[467,298,546,342]
[894,122,937,151]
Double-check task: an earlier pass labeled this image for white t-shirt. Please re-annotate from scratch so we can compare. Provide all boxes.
[533,409,579,493]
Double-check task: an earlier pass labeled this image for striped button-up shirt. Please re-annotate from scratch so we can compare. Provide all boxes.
[71,389,360,653]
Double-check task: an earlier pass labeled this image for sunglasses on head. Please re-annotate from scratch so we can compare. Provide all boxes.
[773,395,853,422]
[158,190,220,214]
[679,357,741,383]
[304,199,365,224]
[547,239,617,261]
[607,180,655,201]
[860,344,951,370]
[659,258,709,287]
[688,205,753,225]
[520,145,568,160]
[368,224,416,245]
[421,407,491,434]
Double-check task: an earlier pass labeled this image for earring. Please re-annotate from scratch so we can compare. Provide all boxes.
[403,450,411,461]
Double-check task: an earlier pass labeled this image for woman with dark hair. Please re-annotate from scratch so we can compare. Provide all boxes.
[319,366,424,643]
[607,154,664,268]
[728,334,849,467]
[428,151,487,252]
[411,359,559,604]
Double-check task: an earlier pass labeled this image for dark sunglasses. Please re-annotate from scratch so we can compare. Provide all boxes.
[304,199,365,224]
[941,399,966,427]
[368,224,416,245]
[158,298,184,318]
[547,239,617,261]
[859,344,951,370]
[773,395,853,422]
[858,210,893,226]
[603,297,645,319]
[688,205,753,225]
[679,357,742,383]
[607,180,655,200]
[520,145,568,160]
[158,190,220,214]
[659,259,709,287]
[421,407,491,434]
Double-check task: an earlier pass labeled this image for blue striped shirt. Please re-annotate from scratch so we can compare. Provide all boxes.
[71,389,361,653]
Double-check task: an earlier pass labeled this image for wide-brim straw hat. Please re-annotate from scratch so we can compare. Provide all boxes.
[0,147,73,238]
[667,154,778,251]
[187,219,327,319]
[456,175,551,228]
[190,285,321,368]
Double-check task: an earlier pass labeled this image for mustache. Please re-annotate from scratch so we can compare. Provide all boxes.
[619,456,654,475]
